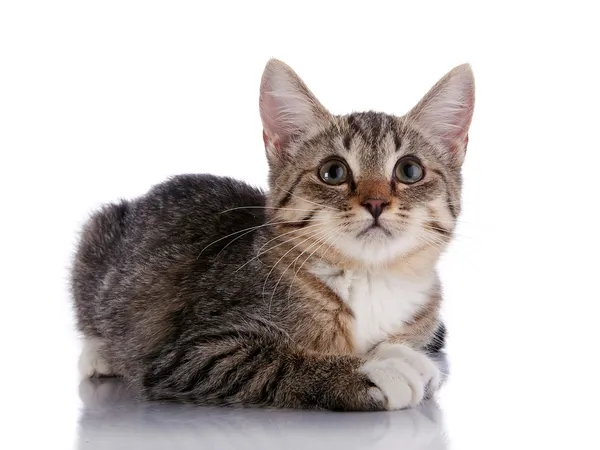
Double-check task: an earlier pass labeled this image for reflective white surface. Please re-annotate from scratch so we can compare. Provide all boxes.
[2,1,600,449]
[78,378,447,450]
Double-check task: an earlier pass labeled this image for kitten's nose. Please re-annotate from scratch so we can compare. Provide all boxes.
[361,198,389,219]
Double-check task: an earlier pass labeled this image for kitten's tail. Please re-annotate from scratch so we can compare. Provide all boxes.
[137,334,387,411]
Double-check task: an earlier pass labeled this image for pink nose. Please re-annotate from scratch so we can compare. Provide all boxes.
[361,198,389,219]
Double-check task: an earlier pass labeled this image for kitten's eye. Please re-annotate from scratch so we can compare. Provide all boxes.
[394,156,424,184]
[319,159,349,185]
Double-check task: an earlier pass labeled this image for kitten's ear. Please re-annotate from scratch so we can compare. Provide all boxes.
[260,59,330,159]
[406,64,475,165]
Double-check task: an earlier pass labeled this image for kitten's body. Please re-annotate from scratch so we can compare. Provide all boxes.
[72,60,474,410]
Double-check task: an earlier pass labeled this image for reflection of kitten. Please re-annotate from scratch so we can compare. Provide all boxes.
[78,378,448,450]
[71,59,474,410]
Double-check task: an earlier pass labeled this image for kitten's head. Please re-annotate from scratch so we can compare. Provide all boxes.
[260,59,474,269]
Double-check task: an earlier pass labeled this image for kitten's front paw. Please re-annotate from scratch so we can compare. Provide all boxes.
[361,343,441,410]
[374,342,442,397]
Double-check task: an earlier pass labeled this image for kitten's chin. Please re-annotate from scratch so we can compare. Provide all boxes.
[333,232,421,268]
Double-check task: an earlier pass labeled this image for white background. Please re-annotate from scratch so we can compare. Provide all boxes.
[1,1,599,449]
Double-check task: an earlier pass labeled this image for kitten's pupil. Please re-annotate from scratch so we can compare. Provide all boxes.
[403,164,418,179]
[328,165,343,181]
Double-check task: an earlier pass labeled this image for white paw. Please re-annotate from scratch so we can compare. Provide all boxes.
[374,342,442,394]
[361,343,441,410]
[79,337,114,379]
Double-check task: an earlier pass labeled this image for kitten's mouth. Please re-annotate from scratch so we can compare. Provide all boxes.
[357,222,392,238]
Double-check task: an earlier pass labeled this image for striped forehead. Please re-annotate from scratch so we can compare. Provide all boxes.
[343,112,399,178]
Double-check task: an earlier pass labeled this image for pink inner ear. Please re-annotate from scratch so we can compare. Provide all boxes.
[260,95,280,139]
[409,64,475,158]
[454,90,475,149]
[463,134,469,153]
[438,88,474,154]
[260,89,296,150]
[451,134,468,155]
[262,129,282,153]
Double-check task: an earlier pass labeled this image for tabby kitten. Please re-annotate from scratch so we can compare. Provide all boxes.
[71,59,474,411]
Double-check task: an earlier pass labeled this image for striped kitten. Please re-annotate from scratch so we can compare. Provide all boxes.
[72,59,474,411]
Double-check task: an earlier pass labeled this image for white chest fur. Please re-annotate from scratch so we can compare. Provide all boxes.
[311,265,435,353]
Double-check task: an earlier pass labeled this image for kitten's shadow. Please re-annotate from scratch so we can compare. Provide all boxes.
[77,375,449,450]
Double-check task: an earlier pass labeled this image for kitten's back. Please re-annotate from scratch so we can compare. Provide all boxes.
[71,174,267,338]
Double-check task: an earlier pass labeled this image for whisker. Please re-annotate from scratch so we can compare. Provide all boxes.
[419,222,473,241]
[272,228,337,311]
[262,228,332,316]
[396,207,471,225]
[275,182,338,211]
[218,205,321,215]
[422,217,458,225]
[197,218,327,259]
[285,228,342,304]
[232,223,325,274]
[256,221,322,255]
[315,229,344,268]
[414,237,444,252]
[262,230,329,316]
[214,218,329,260]
[417,232,449,250]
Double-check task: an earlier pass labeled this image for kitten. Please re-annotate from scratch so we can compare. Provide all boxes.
[71,59,474,411]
